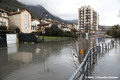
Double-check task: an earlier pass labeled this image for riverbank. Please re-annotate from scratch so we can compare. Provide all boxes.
[39,36,72,42]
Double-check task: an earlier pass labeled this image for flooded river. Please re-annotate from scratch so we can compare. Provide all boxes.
[0,37,109,80]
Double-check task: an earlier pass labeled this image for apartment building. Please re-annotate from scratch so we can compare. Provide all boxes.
[0,9,9,28]
[78,5,99,33]
[9,9,31,33]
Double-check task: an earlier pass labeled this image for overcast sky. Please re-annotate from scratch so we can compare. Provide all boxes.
[18,0,120,26]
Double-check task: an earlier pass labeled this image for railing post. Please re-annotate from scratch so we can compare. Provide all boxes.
[82,62,85,80]
[113,41,114,47]
[89,50,91,67]
[93,47,95,64]
[102,43,103,53]
[105,44,107,50]
[99,44,101,53]
[86,57,88,79]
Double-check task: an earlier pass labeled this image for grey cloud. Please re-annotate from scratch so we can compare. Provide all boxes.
[18,0,120,25]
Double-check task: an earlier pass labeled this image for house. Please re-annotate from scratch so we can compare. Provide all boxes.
[73,24,79,30]
[31,19,40,32]
[0,9,9,28]
[66,24,73,28]
[9,9,32,33]
[61,26,71,32]
[41,19,59,28]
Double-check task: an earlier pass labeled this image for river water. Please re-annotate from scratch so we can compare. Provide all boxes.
[0,37,109,80]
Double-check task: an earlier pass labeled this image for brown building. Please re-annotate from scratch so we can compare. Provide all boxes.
[9,9,32,33]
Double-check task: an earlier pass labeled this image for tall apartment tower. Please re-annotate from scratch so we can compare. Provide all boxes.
[78,5,99,33]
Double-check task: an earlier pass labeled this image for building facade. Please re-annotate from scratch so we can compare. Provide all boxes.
[9,9,31,33]
[78,5,99,33]
[0,9,9,28]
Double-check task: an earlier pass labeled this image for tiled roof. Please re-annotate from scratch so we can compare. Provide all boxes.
[38,23,50,26]
[9,9,31,15]
[32,19,40,22]
[0,9,10,14]
[44,19,59,23]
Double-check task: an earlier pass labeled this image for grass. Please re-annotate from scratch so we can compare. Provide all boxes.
[39,36,71,42]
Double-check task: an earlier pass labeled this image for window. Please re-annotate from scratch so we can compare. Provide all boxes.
[9,21,11,25]
[12,16,14,19]
[16,21,18,26]
[24,21,28,28]
[13,22,15,25]
[16,15,18,18]
[9,16,11,20]
[0,12,2,16]
[24,15,28,19]
[3,22,6,25]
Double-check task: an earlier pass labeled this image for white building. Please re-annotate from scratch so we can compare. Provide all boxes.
[0,9,9,28]
[78,5,99,33]
[31,19,40,31]
[61,26,71,32]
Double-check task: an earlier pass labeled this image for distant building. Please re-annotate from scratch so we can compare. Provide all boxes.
[61,26,71,32]
[9,9,32,33]
[78,5,99,33]
[0,9,9,28]
[31,19,40,32]
[73,24,79,30]
[38,19,59,29]
[42,19,59,28]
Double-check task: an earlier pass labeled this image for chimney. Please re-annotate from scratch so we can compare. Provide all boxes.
[17,8,20,12]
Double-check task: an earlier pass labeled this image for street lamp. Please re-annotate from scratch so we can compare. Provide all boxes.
[40,19,45,42]
[41,12,48,42]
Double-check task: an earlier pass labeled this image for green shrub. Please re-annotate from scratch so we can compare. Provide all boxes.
[38,23,75,37]
[0,25,7,30]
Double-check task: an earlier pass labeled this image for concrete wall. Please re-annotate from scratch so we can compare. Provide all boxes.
[0,34,7,48]
[7,34,17,45]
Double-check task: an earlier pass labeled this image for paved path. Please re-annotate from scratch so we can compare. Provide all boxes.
[90,39,120,80]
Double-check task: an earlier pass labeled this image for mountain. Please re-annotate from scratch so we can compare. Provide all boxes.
[0,0,62,21]
[0,0,77,24]
[0,0,26,12]
[26,5,63,21]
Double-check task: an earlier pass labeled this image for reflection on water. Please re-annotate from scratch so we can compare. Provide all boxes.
[7,44,18,54]
[0,37,108,80]
[8,52,33,63]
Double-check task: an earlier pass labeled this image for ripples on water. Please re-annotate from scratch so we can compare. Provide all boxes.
[0,37,113,80]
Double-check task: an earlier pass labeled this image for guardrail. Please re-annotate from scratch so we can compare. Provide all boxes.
[69,40,114,80]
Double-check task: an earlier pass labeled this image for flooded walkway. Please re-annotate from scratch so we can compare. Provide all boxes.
[0,41,76,80]
[0,37,98,80]
[90,39,120,80]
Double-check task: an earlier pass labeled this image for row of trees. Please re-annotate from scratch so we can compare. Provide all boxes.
[107,25,120,38]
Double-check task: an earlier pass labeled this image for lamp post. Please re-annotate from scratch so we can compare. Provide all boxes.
[41,12,48,42]
[40,19,45,42]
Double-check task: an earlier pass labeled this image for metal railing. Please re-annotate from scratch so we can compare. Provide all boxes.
[69,40,114,80]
